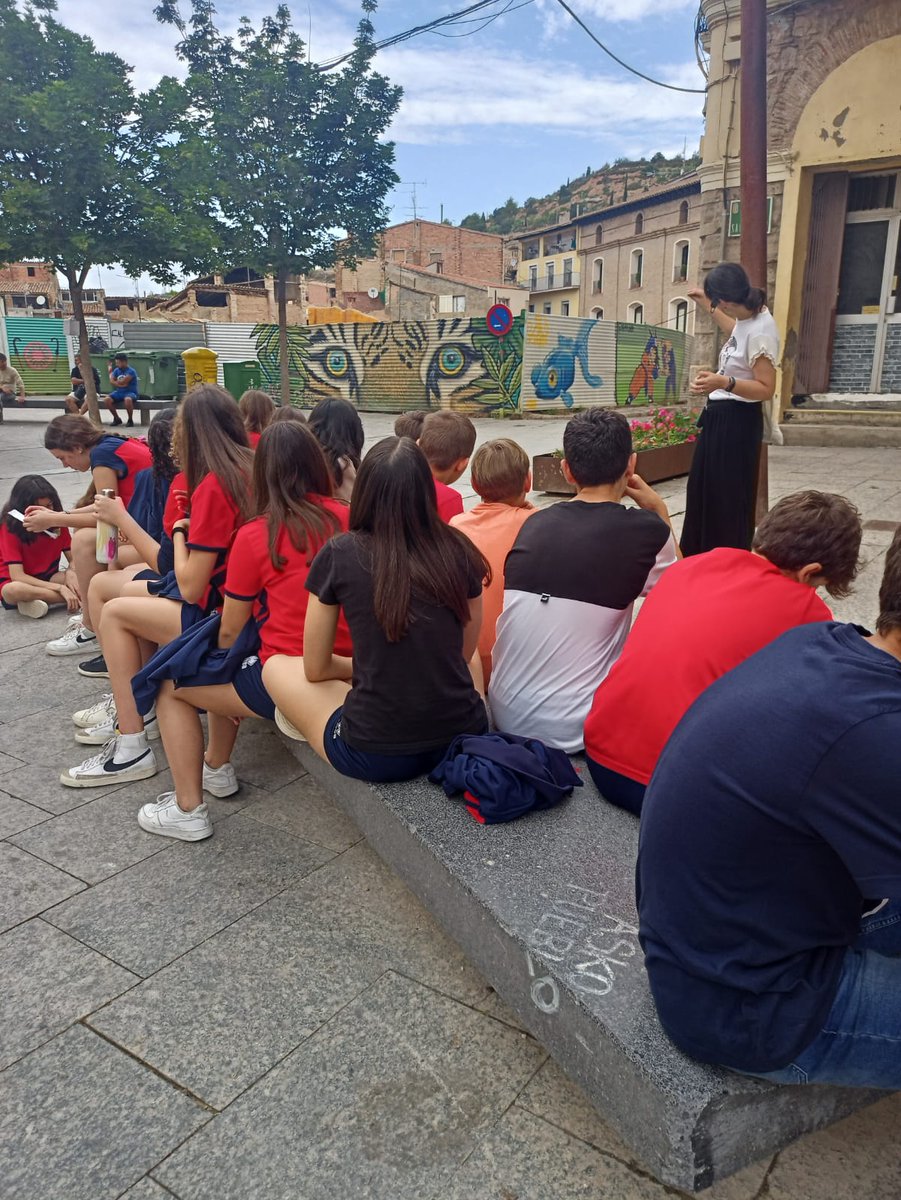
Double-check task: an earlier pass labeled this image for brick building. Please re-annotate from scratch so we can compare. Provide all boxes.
[0,262,61,315]
[507,175,700,331]
[383,263,526,322]
[697,0,901,403]
[336,220,512,317]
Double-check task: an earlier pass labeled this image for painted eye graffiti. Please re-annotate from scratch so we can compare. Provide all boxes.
[437,345,466,377]
[308,342,360,400]
[325,349,349,378]
[546,368,559,390]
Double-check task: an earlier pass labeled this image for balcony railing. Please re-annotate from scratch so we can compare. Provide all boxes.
[531,271,580,292]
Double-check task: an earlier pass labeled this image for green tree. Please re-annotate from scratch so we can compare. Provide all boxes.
[0,0,183,423]
[157,0,401,403]
[488,196,519,235]
[460,212,488,232]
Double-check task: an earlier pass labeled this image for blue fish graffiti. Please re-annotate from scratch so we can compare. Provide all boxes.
[531,321,603,408]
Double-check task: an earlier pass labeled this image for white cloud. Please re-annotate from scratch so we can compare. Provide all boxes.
[536,0,698,35]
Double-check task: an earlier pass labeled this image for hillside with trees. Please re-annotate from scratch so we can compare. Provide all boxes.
[460,150,701,234]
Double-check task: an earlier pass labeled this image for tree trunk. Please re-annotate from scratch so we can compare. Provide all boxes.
[276,267,290,406]
[67,272,102,426]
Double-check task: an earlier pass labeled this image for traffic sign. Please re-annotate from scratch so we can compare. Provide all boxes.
[486,304,514,337]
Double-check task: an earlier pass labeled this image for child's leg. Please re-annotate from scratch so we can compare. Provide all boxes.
[1,579,63,607]
[206,711,241,769]
[88,564,148,642]
[262,655,350,760]
[156,680,255,811]
[71,526,104,632]
[99,596,183,734]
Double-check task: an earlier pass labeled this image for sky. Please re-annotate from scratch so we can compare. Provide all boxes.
[55,0,707,295]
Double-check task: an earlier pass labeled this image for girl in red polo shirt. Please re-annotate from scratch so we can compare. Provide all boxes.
[24,416,153,657]
[238,388,275,448]
[62,386,254,789]
[0,475,76,618]
[137,420,351,840]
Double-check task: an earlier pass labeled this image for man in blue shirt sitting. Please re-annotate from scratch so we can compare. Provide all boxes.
[638,526,901,1089]
[107,353,139,426]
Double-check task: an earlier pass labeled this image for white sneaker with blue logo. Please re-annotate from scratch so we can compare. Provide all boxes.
[60,736,157,788]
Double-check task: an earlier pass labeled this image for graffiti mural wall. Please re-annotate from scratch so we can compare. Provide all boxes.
[521,314,616,411]
[252,315,524,413]
[615,324,687,408]
[4,317,71,395]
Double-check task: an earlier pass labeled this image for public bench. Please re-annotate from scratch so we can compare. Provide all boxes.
[0,395,173,425]
[279,737,883,1193]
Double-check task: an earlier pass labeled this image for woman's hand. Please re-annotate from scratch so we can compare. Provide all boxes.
[93,493,126,525]
[687,286,710,312]
[172,517,190,535]
[690,371,727,396]
[22,506,57,532]
[60,584,80,614]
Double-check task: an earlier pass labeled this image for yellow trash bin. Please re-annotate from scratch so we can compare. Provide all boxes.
[181,346,218,390]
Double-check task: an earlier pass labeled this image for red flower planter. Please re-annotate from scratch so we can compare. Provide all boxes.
[532,441,696,495]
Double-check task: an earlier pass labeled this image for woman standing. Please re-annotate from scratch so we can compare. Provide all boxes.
[681,263,779,557]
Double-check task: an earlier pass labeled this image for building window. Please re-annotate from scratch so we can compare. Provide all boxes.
[546,263,555,288]
[528,304,535,313]
[591,307,604,319]
[498,297,510,306]
[634,212,644,235]
[390,249,406,262]
[437,295,453,313]
[630,303,644,325]
[563,258,573,287]
[542,302,552,315]
[679,200,689,225]
[672,299,688,332]
[595,224,603,246]
[10,294,27,308]
[673,240,690,283]
[631,249,644,288]
[26,266,35,278]
[196,290,228,307]
[452,295,466,312]
[561,301,570,317]
[592,259,604,294]
[528,265,538,288]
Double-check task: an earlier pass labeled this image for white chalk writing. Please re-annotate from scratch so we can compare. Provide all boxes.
[526,883,639,1000]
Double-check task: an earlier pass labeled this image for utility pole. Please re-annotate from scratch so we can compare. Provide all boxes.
[740,0,770,521]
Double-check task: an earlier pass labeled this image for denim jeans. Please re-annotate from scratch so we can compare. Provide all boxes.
[750,900,901,1088]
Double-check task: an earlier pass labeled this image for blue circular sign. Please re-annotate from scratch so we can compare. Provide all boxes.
[486,304,514,337]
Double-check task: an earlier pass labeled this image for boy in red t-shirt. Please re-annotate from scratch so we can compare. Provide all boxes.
[450,438,535,687]
[418,410,476,522]
[584,491,862,815]
[0,475,76,619]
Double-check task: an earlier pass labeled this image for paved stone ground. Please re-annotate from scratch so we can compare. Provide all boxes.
[1,413,900,1199]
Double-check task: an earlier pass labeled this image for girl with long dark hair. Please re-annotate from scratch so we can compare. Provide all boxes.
[137,421,352,840]
[263,435,489,783]
[26,415,153,656]
[682,262,779,556]
[62,385,253,789]
[307,396,365,502]
[238,389,276,447]
[0,475,78,618]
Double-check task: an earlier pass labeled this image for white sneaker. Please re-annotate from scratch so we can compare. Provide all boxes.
[75,713,159,745]
[17,599,48,619]
[72,693,117,729]
[46,616,97,657]
[202,760,239,798]
[274,707,307,742]
[60,737,158,788]
[138,792,213,841]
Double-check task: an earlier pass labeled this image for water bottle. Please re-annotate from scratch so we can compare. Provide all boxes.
[95,488,118,564]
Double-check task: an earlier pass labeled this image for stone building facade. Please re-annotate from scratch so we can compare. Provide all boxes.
[382,263,526,322]
[697,0,901,401]
[0,262,62,315]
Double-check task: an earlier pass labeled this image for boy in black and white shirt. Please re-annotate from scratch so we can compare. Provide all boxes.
[489,408,678,753]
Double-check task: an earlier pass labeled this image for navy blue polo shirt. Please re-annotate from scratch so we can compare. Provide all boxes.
[637,622,901,1073]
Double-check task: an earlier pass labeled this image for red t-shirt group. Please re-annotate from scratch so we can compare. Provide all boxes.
[0,523,72,585]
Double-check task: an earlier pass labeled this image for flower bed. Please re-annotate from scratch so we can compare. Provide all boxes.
[532,407,700,495]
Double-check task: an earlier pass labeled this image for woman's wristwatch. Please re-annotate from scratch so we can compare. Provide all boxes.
[726,375,737,393]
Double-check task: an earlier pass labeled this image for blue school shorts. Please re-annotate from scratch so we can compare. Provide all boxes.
[232,655,276,720]
[322,707,447,783]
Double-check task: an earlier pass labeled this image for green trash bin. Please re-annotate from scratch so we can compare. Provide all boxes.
[223,360,264,402]
[89,350,179,400]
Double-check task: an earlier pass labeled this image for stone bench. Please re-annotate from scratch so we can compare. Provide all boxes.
[0,396,172,425]
[279,738,883,1193]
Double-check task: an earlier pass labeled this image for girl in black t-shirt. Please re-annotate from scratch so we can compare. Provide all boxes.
[263,435,489,783]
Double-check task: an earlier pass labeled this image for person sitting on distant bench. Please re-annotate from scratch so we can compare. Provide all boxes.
[637,528,901,1090]
[0,354,26,407]
[107,353,139,426]
[584,490,863,816]
[64,355,102,416]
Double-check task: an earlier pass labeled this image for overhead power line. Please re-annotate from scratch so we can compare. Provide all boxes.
[552,0,708,94]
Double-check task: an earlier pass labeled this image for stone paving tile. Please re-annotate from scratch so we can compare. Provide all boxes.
[0,748,25,774]
[154,971,545,1200]
[474,987,529,1032]
[0,841,84,933]
[0,788,51,838]
[8,772,271,885]
[517,1059,771,1199]
[0,646,100,722]
[228,723,309,791]
[436,1104,672,1200]
[120,1179,174,1199]
[45,814,334,975]
[90,875,500,1109]
[0,918,137,1070]
[244,773,363,852]
[766,1092,901,1200]
[300,841,491,1005]
[0,1025,208,1200]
